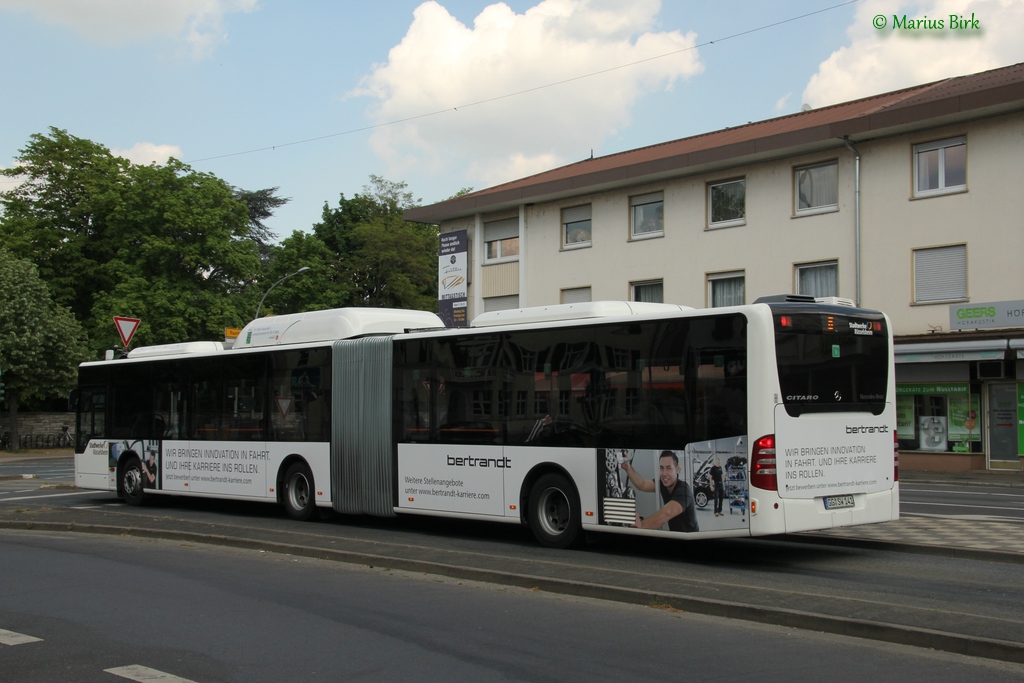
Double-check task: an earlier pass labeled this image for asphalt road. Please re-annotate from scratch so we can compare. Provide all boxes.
[2,530,1023,683]
[2,457,1023,666]
[899,481,1024,522]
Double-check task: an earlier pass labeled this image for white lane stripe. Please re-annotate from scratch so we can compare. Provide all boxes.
[901,501,1024,512]
[901,487,1024,499]
[902,512,1024,523]
[104,665,198,682]
[0,628,42,645]
[0,491,98,503]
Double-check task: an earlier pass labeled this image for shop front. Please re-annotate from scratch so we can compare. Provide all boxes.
[895,334,1024,472]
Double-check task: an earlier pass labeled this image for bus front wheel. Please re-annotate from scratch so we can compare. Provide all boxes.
[121,456,145,506]
[528,473,582,549]
[282,462,316,521]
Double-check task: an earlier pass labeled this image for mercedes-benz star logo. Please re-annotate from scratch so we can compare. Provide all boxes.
[834,391,843,401]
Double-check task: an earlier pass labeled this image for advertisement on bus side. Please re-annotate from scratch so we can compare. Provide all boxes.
[398,443,506,516]
[774,404,896,498]
[599,436,748,533]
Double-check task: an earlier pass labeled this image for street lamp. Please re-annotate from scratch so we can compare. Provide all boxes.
[254,266,310,320]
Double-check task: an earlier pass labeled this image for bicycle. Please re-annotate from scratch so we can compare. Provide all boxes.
[56,424,73,448]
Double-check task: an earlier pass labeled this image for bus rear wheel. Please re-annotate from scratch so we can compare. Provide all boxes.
[528,473,582,549]
[121,456,145,506]
[282,462,316,521]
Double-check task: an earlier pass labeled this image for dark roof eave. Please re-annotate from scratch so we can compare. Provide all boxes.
[405,76,1024,225]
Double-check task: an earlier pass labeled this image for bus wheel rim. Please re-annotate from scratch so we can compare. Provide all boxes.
[289,473,309,509]
[538,487,569,536]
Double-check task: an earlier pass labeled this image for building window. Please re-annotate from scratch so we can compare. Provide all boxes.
[562,204,592,248]
[561,287,592,304]
[708,178,745,228]
[630,191,663,238]
[483,217,519,263]
[483,294,520,312]
[708,271,744,307]
[796,261,838,298]
[794,161,838,214]
[914,136,966,197]
[913,244,966,303]
[631,280,664,303]
[897,384,981,453]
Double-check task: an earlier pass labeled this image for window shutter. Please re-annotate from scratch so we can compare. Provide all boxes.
[630,192,663,206]
[483,217,518,242]
[914,245,966,302]
[483,294,520,312]
[561,205,591,224]
[561,287,592,304]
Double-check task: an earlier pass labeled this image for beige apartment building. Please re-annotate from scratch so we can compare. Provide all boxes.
[406,63,1024,472]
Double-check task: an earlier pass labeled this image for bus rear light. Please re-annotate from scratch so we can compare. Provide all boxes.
[750,500,758,515]
[779,315,792,328]
[751,434,777,491]
[894,432,900,482]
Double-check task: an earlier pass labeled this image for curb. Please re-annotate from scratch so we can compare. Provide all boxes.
[789,533,1024,565]
[1,519,1022,665]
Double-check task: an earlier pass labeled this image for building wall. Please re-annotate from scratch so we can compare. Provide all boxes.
[860,112,1024,335]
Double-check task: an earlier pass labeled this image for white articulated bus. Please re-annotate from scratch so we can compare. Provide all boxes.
[74,296,899,548]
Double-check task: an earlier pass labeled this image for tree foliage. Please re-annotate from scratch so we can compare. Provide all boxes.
[0,128,264,355]
[0,249,88,447]
[259,175,438,316]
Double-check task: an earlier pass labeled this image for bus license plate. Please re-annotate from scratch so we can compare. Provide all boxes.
[824,495,855,510]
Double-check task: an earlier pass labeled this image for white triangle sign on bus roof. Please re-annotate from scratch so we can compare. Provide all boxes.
[113,316,141,348]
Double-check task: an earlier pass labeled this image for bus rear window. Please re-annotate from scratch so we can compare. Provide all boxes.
[773,308,888,416]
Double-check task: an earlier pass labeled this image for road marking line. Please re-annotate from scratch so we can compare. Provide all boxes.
[902,487,1024,499]
[901,501,1024,512]
[0,491,98,503]
[104,665,198,682]
[0,628,42,646]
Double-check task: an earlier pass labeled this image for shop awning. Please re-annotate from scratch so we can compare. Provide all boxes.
[895,339,1007,364]
[1010,339,1024,359]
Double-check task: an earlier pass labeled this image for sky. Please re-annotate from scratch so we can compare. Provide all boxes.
[1,0,1022,241]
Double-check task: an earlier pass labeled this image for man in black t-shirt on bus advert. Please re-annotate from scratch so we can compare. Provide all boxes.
[621,451,699,532]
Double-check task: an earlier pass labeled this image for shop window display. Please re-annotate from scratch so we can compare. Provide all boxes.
[896,383,981,453]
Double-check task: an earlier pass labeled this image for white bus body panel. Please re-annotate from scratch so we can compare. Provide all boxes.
[396,444,598,524]
[75,439,115,490]
[75,438,331,506]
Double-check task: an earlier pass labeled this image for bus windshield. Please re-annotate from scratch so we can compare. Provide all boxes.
[772,305,889,416]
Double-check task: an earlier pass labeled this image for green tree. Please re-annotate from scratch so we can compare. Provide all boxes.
[303,175,437,312]
[0,127,126,326]
[0,129,264,355]
[233,186,289,263]
[0,249,88,450]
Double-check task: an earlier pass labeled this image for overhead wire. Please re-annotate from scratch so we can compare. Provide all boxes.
[185,0,862,164]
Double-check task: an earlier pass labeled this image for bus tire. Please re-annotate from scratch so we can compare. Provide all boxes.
[283,461,316,521]
[121,456,146,506]
[528,473,582,549]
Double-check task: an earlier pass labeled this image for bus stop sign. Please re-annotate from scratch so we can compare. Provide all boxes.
[113,316,141,348]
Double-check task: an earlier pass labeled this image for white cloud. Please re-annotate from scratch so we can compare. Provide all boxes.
[0,0,257,59]
[774,92,792,113]
[112,142,183,166]
[803,0,1024,108]
[354,0,703,191]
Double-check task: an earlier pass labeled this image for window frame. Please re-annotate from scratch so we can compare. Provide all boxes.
[913,136,967,198]
[707,270,745,308]
[707,178,746,229]
[482,217,520,264]
[629,191,664,240]
[795,260,839,298]
[630,279,664,303]
[561,204,592,250]
[793,161,839,216]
